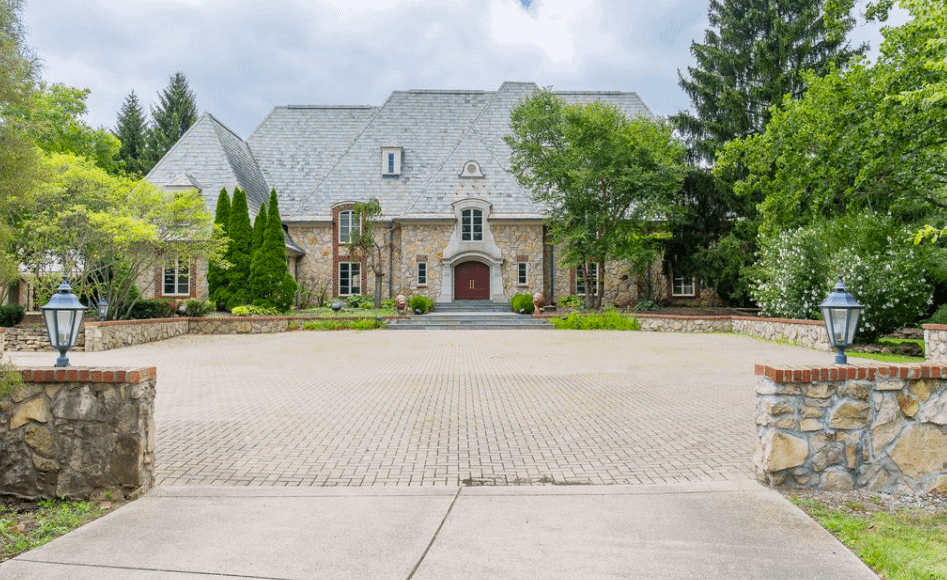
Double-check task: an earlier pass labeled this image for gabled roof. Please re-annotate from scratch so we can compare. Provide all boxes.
[146,113,270,214]
[147,82,653,223]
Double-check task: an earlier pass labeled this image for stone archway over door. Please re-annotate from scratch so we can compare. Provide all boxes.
[454,261,490,300]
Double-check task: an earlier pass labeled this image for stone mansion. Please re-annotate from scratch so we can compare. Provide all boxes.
[146,81,688,306]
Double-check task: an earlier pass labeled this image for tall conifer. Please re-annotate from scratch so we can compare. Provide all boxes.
[251,202,267,258]
[148,71,198,165]
[208,188,231,309]
[672,0,864,164]
[114,90,150,176]
[224,187,252,310]
[250,189,297,311]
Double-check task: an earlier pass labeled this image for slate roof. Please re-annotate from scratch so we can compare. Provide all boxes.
[147,82,653,223]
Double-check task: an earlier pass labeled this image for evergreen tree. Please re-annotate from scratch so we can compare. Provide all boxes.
[147,71,198,165]
[114,90,150,176]
[224,187,252,310]
[250,189,297,311]
[208,188,231,309]
[672,0,864,164]
[249,201,267,301]
[251,202,267,258]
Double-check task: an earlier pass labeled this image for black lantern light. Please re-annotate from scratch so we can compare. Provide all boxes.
[819,276,863,365]
[97,296,108,321]
[40,277,87,367]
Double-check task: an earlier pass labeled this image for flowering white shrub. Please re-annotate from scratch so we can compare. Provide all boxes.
[753,215,933,340]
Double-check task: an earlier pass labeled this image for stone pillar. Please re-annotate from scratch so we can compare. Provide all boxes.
[0,367,157,501]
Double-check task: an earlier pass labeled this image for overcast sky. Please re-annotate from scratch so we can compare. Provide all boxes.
[22,0,908,139]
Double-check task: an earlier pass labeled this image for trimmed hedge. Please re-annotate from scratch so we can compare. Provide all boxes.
[0,304,25,327]
[551,309,641,331]
[409,295,434,313]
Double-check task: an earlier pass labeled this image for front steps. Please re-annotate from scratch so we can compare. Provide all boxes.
[388,300,552,330]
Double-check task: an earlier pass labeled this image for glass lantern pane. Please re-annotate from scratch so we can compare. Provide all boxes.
[846,309,860,344]
[830,309,848,345]
[43,309,57,346]
[56,310,74,347]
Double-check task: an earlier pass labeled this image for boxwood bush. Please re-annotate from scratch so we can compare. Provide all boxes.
[408,295,434,313]
[127,299,178,320]
[510,293,534,314]
[231,305,280,317]
[551,309,640,331]
[0,304,25,327]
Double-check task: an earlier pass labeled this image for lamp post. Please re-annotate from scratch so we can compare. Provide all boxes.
[819,275,863,365]
[97,296,108,321]
[40,277,87,367]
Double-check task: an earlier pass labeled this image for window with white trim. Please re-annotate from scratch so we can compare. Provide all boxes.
[339,262,360,296]
[461,209,483,241]
[576,264,598,296]
[163,259,190,296]
[672,275,695,297]
[338,210,359,244]
[381,147,402,175]
[417,262,427,286]
[517,262,528,286]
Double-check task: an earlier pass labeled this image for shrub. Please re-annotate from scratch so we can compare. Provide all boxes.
[300,319,386,331]
[559,294,585,309]
[408,295,433,313]
[127,298,178,320]
[183,299,214,317]
[231,305,280,317]
[0,304,25,327]
[633,299,660,311]
[753,214,934,340]
[551,309,640,330]
[347,295,374,309]
[381,299,395,309]
[510,293,534,314]
[926,304,947,325]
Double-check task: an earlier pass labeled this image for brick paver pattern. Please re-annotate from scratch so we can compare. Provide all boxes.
[11,330,831,487]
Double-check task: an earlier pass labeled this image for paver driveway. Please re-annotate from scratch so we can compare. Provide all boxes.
[10,330,832,487]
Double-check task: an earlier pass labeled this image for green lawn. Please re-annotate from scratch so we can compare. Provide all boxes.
[791,498,947,580]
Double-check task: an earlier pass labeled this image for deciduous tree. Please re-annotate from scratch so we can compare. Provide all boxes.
[505,89,686,309]
[346,198,389,308]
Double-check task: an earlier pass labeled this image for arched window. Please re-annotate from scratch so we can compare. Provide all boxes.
[461,209,482,242]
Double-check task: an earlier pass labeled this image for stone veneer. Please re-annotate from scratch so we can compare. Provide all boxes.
[82,316,400,352]
[637,314,830,351]
[754,363,947,493]
[0,367,157,500]
[3,325,85,352]
[924,324,947,363]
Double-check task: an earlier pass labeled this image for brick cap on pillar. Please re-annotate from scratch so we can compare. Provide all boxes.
[18,367,157,383]
[754,363,947,383]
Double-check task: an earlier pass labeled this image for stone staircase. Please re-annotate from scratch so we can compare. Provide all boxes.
[388,300,552,330]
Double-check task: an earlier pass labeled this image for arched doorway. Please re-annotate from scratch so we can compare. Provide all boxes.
[454,261,490,300]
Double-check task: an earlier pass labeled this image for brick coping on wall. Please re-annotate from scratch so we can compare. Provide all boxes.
[924,324,947,331]
[754,363,947,383]
[533,312,825,325]
[17,366,157,383]
[84,316,402,327]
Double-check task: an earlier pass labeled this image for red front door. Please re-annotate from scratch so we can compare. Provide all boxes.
[455,261,490,300]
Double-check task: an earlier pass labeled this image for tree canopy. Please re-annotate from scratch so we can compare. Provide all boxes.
[505,89,686,309]
[347,198,388,308]
[148,72,197,166]
[672,0,864,164]
[114,90,150,176]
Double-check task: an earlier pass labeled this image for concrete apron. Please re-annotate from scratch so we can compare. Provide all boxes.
[0,481,876,580]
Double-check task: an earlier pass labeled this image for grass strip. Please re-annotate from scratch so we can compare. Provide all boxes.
[792,498,947,580]
[1,499,105,561]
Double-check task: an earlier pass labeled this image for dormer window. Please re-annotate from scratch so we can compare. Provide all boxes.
[381,147,402,176]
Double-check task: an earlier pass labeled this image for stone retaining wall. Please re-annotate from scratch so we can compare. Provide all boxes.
[84,319,189,352]
[636,314,829,350]
[0,367,157,501]
[754,363,947,493]
[4,325,85,352]
[924,324,947,363]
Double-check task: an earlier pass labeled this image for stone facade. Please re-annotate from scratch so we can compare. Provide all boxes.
[0,367,157,500]
[638,315,732,334]
[924,324,947,363]
[84,320,190,352]
[396,222,452,299]
[754,363,947,493]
